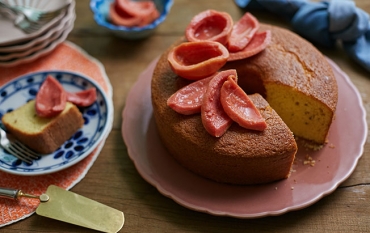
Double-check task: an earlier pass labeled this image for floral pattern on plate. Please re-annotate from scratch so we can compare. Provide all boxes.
[0,70,112,176]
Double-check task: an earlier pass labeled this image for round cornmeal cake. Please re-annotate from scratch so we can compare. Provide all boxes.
[151,24,338,185]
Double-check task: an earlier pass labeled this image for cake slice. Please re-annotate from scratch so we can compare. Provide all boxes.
[2,100,84,154]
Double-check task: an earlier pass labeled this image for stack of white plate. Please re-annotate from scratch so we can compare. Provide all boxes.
[0,0,75,67]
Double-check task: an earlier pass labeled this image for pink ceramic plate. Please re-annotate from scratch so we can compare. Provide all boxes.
[122,58,367,218]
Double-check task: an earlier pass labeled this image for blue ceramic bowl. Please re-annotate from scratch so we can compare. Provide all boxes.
[90,0,173,39]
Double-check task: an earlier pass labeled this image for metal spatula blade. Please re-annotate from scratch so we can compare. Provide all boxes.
[0,185,124,233]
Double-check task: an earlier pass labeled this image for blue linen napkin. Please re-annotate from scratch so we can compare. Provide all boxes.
[234,0,370,73]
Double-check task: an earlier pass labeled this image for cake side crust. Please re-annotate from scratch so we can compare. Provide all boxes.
[2,100,84,154]
[152,48,297,184]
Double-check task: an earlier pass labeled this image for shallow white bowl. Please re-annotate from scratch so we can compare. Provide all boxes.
[0,0,75,53]
[0,0,72,46]
[0,13,75,67]
[0,13,75,61]
[2,0,72,11]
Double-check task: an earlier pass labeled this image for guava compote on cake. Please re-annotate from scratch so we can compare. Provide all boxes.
[178,9,338,146]
[151,10,298,185]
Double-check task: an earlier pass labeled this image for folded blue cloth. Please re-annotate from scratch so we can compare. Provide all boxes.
[234,0,370,72]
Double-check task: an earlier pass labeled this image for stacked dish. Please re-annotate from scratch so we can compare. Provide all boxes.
[0,0,75,67]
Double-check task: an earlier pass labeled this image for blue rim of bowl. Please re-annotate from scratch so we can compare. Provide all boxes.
[0,70,113,175]
[90,0,173,32]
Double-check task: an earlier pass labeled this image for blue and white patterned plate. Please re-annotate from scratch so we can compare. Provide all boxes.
[0,70,113,176]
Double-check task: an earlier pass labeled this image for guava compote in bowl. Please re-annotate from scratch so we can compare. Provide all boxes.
[90,0,173,39]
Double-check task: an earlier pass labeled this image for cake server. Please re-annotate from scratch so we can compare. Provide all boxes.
[0,185,124,233]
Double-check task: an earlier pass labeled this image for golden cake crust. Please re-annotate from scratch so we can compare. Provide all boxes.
[151,23,337,184]
[153,90,297,184]
[152,46,297,184]
[225,25,338,144]
[225,24,337,111]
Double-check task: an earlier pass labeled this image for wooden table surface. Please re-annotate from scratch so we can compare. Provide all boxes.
[3,0,370,232]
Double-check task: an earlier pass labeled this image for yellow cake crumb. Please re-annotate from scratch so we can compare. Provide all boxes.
[303,154,316,167]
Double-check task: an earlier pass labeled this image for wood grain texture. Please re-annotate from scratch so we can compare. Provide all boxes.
[2,0,370,232]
